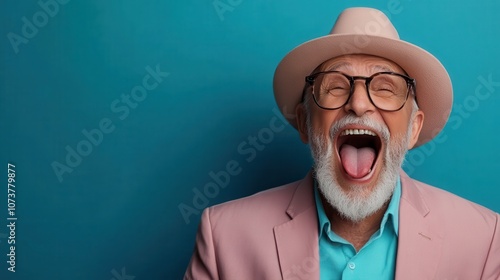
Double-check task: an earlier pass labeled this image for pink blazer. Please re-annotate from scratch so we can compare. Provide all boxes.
[185,171,500,280]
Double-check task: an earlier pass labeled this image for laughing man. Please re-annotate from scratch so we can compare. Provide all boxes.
[185,7,500,280]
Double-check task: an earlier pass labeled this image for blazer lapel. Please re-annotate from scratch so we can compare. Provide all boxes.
[273,170,444,279]
[395,171,444,280]
[274,172,320,280]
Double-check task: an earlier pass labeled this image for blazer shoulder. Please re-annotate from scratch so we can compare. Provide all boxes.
[402,176,500,279]
[206,177,305,229]
[408,177,498,228]
[187,178,310,280]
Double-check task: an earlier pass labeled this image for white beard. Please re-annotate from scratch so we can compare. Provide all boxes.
[310,114,411,223]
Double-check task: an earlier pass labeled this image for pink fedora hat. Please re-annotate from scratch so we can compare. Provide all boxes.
[273,7,453,147]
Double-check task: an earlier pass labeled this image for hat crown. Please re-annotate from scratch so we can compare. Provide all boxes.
[330,8,400,39]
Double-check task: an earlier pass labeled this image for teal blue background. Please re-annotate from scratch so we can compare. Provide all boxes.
[1,0,499,279]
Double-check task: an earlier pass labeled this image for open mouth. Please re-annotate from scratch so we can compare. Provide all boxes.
[335,128,382,180]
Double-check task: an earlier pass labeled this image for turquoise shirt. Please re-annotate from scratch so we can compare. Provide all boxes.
[314,177,401,280]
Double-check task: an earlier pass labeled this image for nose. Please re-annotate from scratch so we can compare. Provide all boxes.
[343,81,376,116]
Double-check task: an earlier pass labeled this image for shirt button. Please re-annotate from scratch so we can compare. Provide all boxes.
[348,262,356,270]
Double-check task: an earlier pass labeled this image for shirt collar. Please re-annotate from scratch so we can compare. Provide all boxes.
[314,176,401,239]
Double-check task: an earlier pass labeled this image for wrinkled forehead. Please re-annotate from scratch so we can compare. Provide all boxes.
[315,54,407,75]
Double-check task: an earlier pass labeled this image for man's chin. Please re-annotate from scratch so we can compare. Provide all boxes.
[319,184,393,223]
[316,161,397,223]
[311,128,407,223]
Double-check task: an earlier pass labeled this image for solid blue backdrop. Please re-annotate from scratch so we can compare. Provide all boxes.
[0,0,499,279]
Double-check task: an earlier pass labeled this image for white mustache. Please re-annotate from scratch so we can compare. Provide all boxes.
[329,115,390,144]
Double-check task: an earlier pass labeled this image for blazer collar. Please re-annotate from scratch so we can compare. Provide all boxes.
[273,170,445,280]
[395,170,444,280]
[274,171,320,280]
[399,170,430,217]
[285,171,316,219]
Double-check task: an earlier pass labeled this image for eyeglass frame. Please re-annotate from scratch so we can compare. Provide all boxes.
[303,71,417,112]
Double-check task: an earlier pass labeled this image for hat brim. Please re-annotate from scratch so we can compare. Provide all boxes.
[273,34,453,147]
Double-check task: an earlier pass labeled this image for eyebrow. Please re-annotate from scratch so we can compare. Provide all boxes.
[322,62,353,72]
[323,63,395,73]
[320,61,405,76]
[372,65,395,72]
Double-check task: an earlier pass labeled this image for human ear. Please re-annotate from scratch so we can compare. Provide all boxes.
[295,103,309,144]
[408,109,424,149]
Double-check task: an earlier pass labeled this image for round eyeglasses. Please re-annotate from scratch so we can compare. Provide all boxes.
[304,71,416,112]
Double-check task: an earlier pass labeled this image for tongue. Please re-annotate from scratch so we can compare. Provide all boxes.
[339,144,376,179]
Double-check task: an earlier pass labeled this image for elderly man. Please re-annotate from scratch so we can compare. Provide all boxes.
[185,7,500,280]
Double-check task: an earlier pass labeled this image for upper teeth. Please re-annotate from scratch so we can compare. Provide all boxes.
[341,129,376,136]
